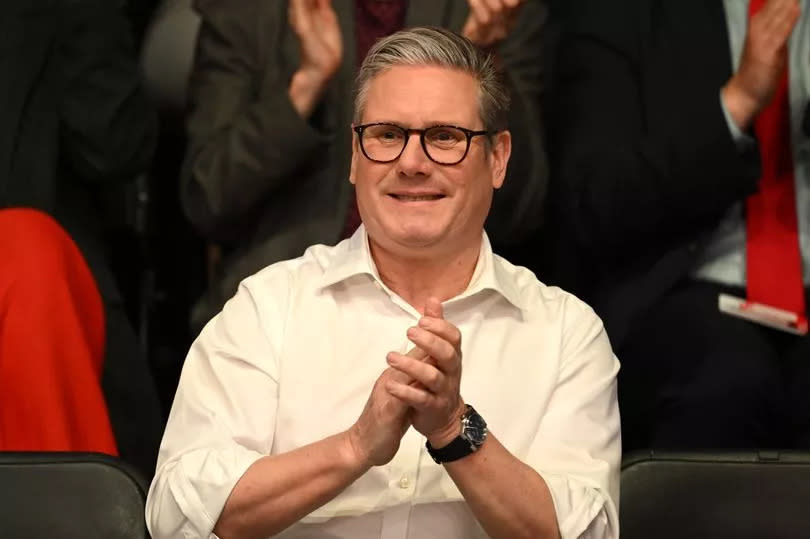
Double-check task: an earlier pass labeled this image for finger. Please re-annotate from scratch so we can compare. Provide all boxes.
[407,326,458,367]
[760,0,797,25]
[385,364,414,385]
[757,0,777,17]
[417,316,462,349]
[385,380,434,409]
[760,8,800,55]
[387,352,444,393]
[760,0,792,17]
[482,0,511,30]
[386,367,429,392]
[289,0,314,35]
[760,0,799,31]
[423,297,444,319]
[405,346,429,361]
[483,0,503,12]
[467,0,494,26]
[387,346,433,387]
[461,13,479,40]
[769,1,801,40]
[405,346,438,370]
[502,0,524,26]
[314,0,338,24]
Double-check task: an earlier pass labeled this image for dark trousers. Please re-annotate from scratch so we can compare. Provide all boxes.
[102,298,164,480]
[618,278,810,451]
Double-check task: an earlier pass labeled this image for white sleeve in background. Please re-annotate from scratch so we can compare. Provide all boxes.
[719,90,755,150]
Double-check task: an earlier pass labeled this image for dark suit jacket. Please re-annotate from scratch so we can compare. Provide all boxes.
[182,0,549,327]
[548,0,761,346]
[0,0,157,303]
[0,0,162,478]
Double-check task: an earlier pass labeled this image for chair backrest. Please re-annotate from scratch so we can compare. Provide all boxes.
[0,452,149,539]
[621,450,810,539]
[140,0,200,113]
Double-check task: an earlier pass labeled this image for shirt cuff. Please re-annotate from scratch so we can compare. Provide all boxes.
[540,472,617,539]
[719,90,754,150]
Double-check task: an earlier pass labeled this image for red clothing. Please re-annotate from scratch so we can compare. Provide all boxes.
[744,0,804,324]
[0,208,117,454]
[342,0,409,239]
[355,0,409,66]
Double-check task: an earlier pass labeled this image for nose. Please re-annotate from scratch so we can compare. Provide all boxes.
[396,132,432,177]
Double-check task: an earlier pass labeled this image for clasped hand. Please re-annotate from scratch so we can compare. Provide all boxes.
[385,297,466,449]
[347,298,466,468]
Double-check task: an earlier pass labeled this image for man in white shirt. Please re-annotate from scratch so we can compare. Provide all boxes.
[146,26,620,539]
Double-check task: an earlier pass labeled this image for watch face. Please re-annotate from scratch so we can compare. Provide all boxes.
[462,408,488,446]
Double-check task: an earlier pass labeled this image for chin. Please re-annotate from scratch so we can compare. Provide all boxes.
[381,221,448,250]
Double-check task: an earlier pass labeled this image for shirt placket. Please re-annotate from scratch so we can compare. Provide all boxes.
[379,330,423,539]
[381,426,422,539]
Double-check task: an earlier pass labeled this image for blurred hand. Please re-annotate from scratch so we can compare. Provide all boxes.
[462,0,525,48]
[385,298,466,449]
[288,0,343,117]
[721,0,800,129]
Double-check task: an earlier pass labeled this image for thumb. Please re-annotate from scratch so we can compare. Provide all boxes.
[424,297,444,319]
[461,15,479,42]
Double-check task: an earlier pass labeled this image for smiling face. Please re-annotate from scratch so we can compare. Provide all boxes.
[350,64,511,259]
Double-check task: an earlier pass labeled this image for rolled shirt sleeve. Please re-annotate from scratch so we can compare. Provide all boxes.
[531,297,621,538]
[145,273,289,538]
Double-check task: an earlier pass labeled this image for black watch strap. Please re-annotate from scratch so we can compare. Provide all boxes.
[426,435,478,464]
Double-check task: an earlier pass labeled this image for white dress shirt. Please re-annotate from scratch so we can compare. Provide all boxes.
[145,226,621,539]
[694,0,810,284]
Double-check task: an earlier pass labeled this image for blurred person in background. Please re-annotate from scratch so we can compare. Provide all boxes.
[550,0,810,450]
[0,0,164,477]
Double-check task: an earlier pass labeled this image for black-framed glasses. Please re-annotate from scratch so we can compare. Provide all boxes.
[353,123,493,165]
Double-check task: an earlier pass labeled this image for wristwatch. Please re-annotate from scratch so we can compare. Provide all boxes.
[426,405,488,464]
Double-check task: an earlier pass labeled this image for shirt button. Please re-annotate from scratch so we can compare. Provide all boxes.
[398,476,410,489]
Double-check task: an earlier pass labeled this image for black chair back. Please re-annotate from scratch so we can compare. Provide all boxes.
[0,452,149,539]
[621,450,810,539]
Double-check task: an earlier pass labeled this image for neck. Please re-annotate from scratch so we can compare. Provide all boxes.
[369,237,482,314]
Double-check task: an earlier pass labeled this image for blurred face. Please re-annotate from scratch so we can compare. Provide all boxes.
[350,65,511,257]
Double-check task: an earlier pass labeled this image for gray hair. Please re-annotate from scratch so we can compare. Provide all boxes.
[353,26,510,132]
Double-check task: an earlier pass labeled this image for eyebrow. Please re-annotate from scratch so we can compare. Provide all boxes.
[366,120,481,129]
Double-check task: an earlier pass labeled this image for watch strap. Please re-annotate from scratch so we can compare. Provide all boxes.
[426,435,478,464]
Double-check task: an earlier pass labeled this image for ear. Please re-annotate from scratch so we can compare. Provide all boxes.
[349,128,358,185]
[490,130,511,190]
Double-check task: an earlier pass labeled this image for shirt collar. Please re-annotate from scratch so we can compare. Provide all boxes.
[317,225,380,289]
[317,225,530,312]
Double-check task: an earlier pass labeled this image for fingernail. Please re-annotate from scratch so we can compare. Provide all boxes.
[418,317,430,327]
